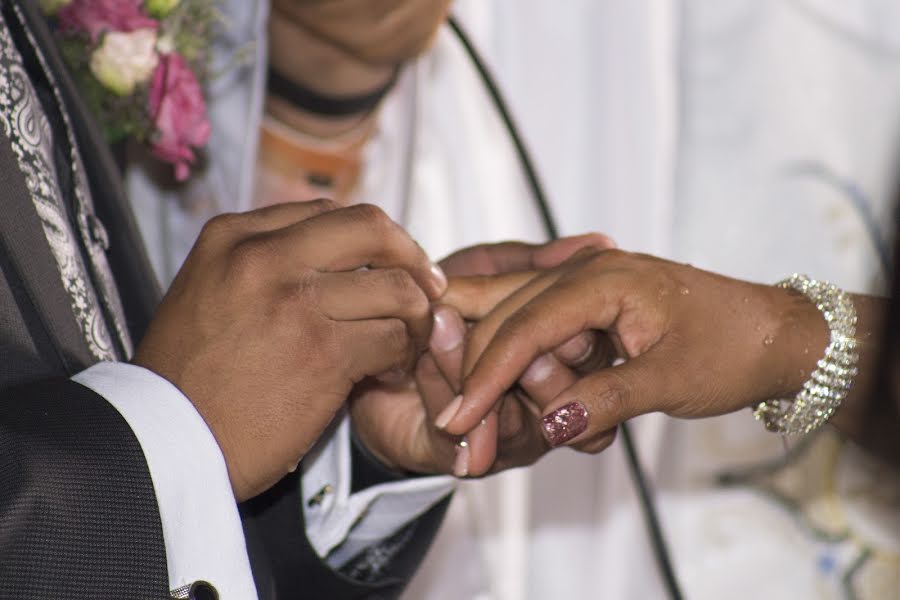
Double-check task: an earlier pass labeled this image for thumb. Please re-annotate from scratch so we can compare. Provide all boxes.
[539,354,664,448]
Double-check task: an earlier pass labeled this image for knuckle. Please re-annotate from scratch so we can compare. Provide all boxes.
[201,212,244,242]
[270,277,319,327]
[569,245,604,265]
[587,247,628,270]
[383,320,412,353]
[349,203,391,229]
[227,237,272,283]
[383,268,416,295]
[591,374,631,425]
[308,197,340,214]
[385,269,429,315]
[351,204,407,257]
[555,332,594,366]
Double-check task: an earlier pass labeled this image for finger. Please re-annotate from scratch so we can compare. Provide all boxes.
[552,331,618,373]
[416,353,477,476]
[539,356,663,448]
[439,233,615,278]
[431,269,569,434]
[448,272,630,435]
[443,244,606,322]
[415,352,491,477]
[519,353,579,406]
[318,270,432,351]
[340,318,415,379]
[433,268,566,440]
[495,391,551,467]
[571,427,619,455]
[267,204,447,299]
[552,332,596,367]
[459,413,498,477]
[429,305,498,476]
[429,305,466,387]
[239,198,341,232]
[531,233,617,270]
[459,267,571,378]
[415,353,458,423]
[197,199,341,251]
[440,241,548,277]
[443,272,539,320]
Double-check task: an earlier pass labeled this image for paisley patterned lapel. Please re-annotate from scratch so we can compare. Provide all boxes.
[0,117,96,373]
[14,0,163,342]
[0,10,116,366]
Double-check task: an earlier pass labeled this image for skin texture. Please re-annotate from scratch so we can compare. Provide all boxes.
[272,0,452,68]
[266,0,451,138]
[133,200,446,502]
[438,248,891,469]
[351,235,617,478]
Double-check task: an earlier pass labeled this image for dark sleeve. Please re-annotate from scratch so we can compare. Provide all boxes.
[240,441,451,600]
[0,379,169,600]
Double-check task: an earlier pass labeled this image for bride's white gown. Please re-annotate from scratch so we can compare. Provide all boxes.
[128,0,900,598]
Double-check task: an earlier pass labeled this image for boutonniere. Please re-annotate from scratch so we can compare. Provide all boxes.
[43,0,221,182]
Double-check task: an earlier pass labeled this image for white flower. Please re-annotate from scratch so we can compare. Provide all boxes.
[89,28,160,97]
[155,33,176,55]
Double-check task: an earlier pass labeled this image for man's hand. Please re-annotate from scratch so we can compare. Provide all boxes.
[350,235,616,478]
[133,200,447,502]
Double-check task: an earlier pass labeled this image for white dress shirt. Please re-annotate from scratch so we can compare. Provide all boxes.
[74,362,454,597]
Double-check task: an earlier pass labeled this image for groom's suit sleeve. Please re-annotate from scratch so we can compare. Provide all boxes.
[73,362,455,600]
[0,362,453,599]
[0,378,172,599]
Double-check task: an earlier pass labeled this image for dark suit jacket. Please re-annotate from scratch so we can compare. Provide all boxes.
[0,1,445,598]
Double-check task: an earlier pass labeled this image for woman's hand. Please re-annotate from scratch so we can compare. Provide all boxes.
[439,249,830,457]
[351,235,616,477]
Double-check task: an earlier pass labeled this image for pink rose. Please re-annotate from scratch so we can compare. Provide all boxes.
[149,53,211,181]
[59,0,157,42]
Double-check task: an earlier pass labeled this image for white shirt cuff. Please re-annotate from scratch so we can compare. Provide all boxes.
[72,362,258,599]
[302,414,456,568]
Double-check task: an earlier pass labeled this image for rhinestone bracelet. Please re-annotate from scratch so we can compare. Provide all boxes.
[753,274,859,435]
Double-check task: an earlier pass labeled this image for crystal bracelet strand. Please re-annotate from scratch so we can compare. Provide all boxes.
[753,274,859,435]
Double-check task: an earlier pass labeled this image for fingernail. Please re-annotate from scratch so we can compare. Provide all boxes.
[555,334,595,366]
[375,367,407,384]
[521,354,556,385]
[431,309,463,352]
[454,438,470,477]
[435,394,463,430]
[430,263,448,296]
[541,402,588,447]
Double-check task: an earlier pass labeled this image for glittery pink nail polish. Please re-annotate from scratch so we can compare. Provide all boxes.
[542,402,588,447]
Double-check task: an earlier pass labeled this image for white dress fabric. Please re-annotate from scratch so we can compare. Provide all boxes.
[127,0,900,599]
[402,2,900,600]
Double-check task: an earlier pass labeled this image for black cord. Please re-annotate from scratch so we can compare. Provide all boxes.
[620,423,685,600]
[446,17,559,240]
[446,15,685,600]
